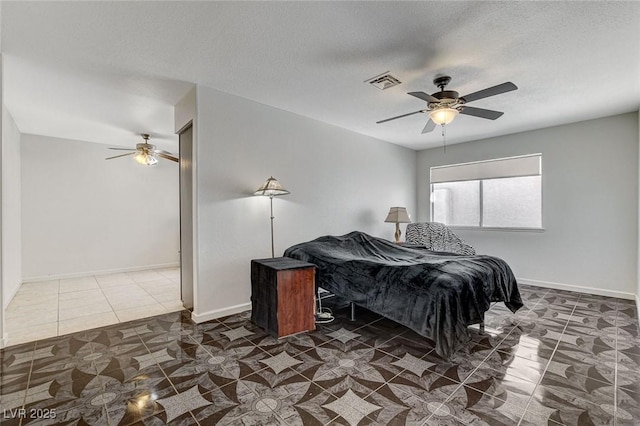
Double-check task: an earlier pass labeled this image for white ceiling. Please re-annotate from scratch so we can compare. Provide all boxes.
[2,1,639,151]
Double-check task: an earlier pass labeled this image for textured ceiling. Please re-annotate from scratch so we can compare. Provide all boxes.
[2,1,639,151]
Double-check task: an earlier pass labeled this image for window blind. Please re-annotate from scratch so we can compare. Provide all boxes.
[430,154,541,184]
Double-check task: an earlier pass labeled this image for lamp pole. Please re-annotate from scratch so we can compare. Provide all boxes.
[269,195,275,258]
[254,176,289,259]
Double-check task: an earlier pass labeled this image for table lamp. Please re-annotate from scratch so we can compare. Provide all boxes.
[385,207,411,243]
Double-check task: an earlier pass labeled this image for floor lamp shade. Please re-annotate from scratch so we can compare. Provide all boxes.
[254,176,290,197]
[385,207,411,243]
[254,177,290,257]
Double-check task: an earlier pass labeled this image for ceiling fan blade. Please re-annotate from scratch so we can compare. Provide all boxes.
[408,92,439,103]
[460,82,517,103]
[152,149,177,156]
[105,152,136,160]
[460,106,504,120]
[422,119,436,134]
[377,110,423,124]
[156,152,179,163]
[108,147,136,151]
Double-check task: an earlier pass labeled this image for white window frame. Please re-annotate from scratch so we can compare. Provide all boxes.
[430,154,544,231]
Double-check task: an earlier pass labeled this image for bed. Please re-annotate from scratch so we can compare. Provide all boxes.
[283,231,523,359]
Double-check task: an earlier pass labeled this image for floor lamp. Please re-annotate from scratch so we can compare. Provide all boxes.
[254,177,290,257]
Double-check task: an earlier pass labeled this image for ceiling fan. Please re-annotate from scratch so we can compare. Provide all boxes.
[106,134,178,165]
[377,76,518,133]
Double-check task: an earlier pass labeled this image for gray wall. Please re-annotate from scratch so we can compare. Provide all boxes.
[21,134,180,280]
[0,53,4,345]
[190,85,417,321]
[417,113,639,298]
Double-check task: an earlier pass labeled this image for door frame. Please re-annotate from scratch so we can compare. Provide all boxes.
[178,121,195,311]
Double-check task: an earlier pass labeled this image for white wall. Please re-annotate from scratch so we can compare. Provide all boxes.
[21,134,180,280]
[191,86,417,321]
[2,105,22,309]
[0,52,5,346]
[418,113,639,298]
[637,109,640,311]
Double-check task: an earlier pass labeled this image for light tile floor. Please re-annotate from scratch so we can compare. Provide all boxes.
[4,267,183,346]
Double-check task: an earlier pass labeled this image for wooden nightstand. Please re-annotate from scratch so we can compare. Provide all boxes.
[250,257,316,338]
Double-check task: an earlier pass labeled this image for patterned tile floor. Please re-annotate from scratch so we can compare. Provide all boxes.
[1,284,639,425]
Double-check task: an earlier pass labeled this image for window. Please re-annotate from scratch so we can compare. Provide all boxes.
[430,154,542,229]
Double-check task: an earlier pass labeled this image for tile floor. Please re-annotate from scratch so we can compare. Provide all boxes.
[4,268,183,346]
[1,285,639,425]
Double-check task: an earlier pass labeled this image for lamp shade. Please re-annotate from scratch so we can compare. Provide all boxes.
[429,107,459,126]
[384,207,411,224]
[254,176,290,197]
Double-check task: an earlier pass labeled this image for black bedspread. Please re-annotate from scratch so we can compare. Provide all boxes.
[284,231,522,359]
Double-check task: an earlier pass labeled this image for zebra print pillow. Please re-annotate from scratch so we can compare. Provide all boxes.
[405,222,476,255]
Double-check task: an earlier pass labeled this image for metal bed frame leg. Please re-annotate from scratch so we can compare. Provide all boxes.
[349,302,356,321]
[479,312,485,334]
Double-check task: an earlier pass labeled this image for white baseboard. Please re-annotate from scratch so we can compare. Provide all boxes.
[191,302,251,324]
[22,262,180,283]
[518,277,636,300]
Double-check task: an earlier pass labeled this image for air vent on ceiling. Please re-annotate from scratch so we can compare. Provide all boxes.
[365,72,402,90]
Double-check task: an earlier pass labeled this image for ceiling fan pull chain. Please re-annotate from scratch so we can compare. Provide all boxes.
[442,124,447,154]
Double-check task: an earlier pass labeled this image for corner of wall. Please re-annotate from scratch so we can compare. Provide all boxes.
[175,86,197,134]
[1,104,22,314]
[637,108,640,309]
[174,84,199,316]
[190,302,251,324]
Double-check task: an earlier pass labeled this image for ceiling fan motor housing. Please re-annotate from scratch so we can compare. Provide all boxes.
[430,90,464,111]
[136,142,156,152]
[432,90,460,102]
[430,76,464,109]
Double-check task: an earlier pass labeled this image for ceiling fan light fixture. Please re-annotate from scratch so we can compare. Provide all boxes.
[134,152,158,166]
[429,107,459,126]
